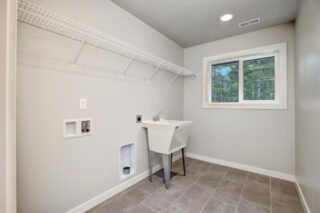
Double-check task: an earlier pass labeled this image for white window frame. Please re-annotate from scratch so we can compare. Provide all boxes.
[203,42,287,109]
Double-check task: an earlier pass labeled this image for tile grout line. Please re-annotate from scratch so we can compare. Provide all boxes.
[239,178,272,210]
[215,167,230,188]
[162,182,196,212]
[235,175,273,211]
[139,204,161,213]
[200,166,234,213]
[198,165,230,213]
[137,177,164,195]
[130,190,156,213]
[162,164,206,212]
[146,159,199,213]
[234,174,276,212]
[234,172,249,213]
[199,192,214,213]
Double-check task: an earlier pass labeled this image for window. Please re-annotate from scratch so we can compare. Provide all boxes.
[203,43,287,109]
[243,56,275,101]
[211,61,239,103]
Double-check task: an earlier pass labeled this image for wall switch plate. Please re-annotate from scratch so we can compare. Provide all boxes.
[80,98,87,110]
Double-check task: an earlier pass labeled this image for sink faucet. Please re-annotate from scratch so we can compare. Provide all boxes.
[153,111,163,121]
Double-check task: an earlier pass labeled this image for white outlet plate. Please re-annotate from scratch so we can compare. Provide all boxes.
[80,98,87,110]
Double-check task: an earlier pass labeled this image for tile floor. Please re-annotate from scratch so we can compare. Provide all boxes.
[87,158,305,213]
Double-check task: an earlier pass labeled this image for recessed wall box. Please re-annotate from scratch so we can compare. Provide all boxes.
[63,119,79,138]
[119,143,136,181]
[80,119,92,135]
[63,118,92,139]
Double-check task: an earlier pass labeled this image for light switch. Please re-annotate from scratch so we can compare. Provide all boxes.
[80,98,87,110]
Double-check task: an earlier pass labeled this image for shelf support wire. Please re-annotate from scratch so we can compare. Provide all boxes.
[169,72,181,87]
[72,38,86,67]
[122,53,136,76]
[148,63,162,82]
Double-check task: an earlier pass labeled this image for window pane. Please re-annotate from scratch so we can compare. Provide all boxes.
[211,61,239,103]
[243,57,275,100]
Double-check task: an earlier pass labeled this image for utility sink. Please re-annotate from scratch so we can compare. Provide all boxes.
[141,119,193,154]
[142,119,193,189]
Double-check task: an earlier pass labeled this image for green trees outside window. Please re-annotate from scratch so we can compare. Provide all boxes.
[211,56,275,103]
[211,61,239,102]
[243,57,275,100]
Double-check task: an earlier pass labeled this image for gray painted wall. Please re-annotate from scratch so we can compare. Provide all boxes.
[295,0,320,212]
[183,23,295,175]
[17,0,183,212]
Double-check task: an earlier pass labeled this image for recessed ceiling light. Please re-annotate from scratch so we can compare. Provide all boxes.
[220,14,233,22]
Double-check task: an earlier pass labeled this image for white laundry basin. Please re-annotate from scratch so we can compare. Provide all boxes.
[141,119,193,154]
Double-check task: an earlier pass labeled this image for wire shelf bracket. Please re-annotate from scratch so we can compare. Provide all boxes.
[148,63,162,82]
[169,72,181,87]
[72,38,86,67]
[122,53,136,76]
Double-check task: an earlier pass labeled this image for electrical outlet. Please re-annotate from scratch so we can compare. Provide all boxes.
[136,115,142,123]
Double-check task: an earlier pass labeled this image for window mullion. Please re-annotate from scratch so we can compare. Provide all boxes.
[239,60,244,102]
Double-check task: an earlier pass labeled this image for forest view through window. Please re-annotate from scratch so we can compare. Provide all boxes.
[210,56,275,103]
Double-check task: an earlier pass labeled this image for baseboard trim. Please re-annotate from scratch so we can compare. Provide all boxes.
[186,153,295,181]
[295,177,311,213]
[66,154,181,213]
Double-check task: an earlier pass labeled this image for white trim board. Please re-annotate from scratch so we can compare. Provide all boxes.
[295,177,311,213]
[186,153,295,181]
[66,154,181,213]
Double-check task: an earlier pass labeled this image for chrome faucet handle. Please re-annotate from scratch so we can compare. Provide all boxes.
[153,110,163,121]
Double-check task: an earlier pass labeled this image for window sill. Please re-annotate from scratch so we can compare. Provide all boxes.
[203,102,287,110]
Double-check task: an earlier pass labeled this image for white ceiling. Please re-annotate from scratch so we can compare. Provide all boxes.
[111,0,301,47]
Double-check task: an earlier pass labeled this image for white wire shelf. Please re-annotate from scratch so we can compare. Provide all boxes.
[17,0,196,85]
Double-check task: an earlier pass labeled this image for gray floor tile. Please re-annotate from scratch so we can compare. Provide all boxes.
[225,168,248,184]
[213,179,243,206]
[142,183,186,212]
[95,188,150,213]
[185,157,200,168]
[237,199,270,213]
[165,206,188,213]
[247,173,270,186]
[271,178,300,199]
[271,193,304,213]
[173,157,198,170]
[172,161,185,174]
[171,169,202,188]
[189,160,210,173]
[129,204,158,213]
[208,163,230,174]
[201,197,236,213]
[87,158,305,213]
[241,180,270,208]
[196,169,225,190]
[135,176,164,194]
[175,184,212,213]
